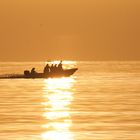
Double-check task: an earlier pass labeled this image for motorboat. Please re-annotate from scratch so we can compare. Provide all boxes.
[0,68,78,79]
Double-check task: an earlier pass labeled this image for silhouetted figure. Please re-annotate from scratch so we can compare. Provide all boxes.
[58,60,63,71]
[53,64,58,72]
[31,68,36,75]
[50,64,54,72]
[44,64,50,74]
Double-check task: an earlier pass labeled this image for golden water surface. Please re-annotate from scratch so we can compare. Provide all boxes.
[0,61,140,140]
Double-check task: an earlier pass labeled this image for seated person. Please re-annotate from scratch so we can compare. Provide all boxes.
[43,64,50,74]
[50,64,54,72]
[31,68,37,75]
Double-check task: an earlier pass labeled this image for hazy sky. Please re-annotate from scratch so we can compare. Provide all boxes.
[0,0,140,61]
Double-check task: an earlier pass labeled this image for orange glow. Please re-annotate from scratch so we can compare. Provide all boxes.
[0,0,140,60]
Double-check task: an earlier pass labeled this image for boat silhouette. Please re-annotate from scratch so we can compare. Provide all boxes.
[0,68,78,79]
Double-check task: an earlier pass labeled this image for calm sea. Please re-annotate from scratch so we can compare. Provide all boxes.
[0,61,140,140]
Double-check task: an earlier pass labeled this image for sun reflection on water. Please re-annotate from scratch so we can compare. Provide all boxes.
[41,77,75,140]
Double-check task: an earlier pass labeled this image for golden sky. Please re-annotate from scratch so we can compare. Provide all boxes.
[0,0,140,61]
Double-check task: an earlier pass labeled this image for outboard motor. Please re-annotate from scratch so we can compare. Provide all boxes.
[24,70,30,77]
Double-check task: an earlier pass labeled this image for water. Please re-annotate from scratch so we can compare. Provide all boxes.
[0,61,140,140]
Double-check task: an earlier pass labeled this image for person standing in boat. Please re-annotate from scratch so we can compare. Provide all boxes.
[43,64,50,74]
[58,60,63,71]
